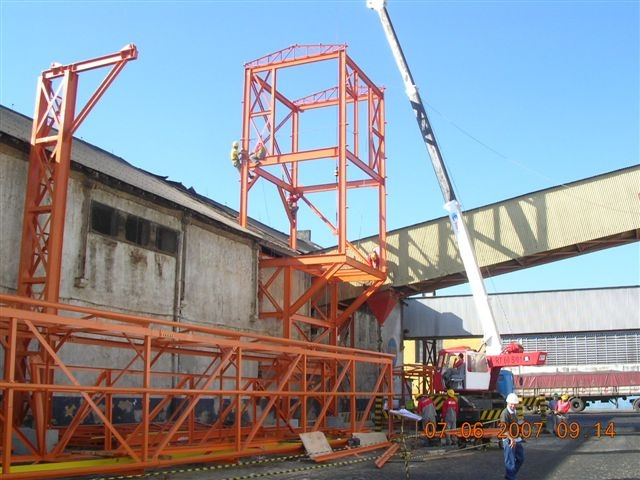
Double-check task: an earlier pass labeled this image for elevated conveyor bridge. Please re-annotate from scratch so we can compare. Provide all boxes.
[358,164,639,298]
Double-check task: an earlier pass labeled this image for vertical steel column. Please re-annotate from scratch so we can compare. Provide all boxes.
[17,45,138,303]
[337,49,348,253]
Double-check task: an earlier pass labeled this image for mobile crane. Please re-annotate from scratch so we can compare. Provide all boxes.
[367,0,547,402]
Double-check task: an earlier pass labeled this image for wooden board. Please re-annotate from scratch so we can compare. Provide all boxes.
[299,431,333,458]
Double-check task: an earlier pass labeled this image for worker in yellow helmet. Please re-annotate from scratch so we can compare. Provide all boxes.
[554,393,571,435]
[440,389,458,447]
[230,141,241,171]
[230,141,253,180]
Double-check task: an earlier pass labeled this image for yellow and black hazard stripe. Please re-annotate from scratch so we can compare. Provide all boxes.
[92,451,379,480]
[480,408,502,421]
[519,395,550,412]
[375,396,384,430]
[520,396,538,409]
[430,394,447,411]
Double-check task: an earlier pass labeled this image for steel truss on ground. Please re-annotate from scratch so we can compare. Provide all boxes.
[0,294,394,478]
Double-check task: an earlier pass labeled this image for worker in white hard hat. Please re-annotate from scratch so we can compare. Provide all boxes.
[499,393,525,480]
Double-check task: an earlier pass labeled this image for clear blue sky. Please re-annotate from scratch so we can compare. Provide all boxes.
[1,0,638,295]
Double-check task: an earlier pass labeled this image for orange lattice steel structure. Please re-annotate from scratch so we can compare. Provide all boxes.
[17,44,138,303]
[0,45,395,478]
[0,295,394,478]
[239,45,388,342]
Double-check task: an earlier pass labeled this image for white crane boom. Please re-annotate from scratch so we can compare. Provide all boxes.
[367,0,503,355]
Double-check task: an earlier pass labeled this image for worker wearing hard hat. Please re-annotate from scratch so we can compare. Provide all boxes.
[230,141,241,170]
[554,393,571,434]
[367,247,380,269]
[230,141,253,180]
[249,141,266,165]
[440,389,458,447]
[417,394,437,444]
[500,393,525,480]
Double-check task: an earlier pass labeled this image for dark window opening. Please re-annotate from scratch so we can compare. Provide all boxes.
[156,226,178,254]
[125,215,150,246]
[89,201,178,256]
[91,202,117,235]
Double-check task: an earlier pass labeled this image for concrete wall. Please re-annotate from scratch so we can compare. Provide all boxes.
[0,148,260,331]
[0,142,27,293]
[71,180,182,319]
[0,139,270,385]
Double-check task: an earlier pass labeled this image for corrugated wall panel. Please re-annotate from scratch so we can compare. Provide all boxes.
[404,286,639,336]
[505,331,640,366]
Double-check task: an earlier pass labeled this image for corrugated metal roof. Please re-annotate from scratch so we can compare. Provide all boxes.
[507,332,640,366]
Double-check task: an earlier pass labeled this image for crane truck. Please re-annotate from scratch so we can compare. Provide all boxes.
[368,0,547,414]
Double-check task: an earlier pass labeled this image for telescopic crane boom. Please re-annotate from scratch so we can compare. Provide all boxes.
[368,1,547,373]
[367,0,502,356]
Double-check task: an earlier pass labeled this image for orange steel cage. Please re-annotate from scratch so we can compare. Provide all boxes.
[238,45,388,341]
[396,364,438,399]
[0,294,395,479]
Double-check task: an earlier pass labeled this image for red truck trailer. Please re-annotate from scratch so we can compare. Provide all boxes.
[513,370,640,412]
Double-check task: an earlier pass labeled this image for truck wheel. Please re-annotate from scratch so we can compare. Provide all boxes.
[633,398,640,412]
[569,397,585,412]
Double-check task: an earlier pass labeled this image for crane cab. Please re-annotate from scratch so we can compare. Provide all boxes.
[436,348,495,392]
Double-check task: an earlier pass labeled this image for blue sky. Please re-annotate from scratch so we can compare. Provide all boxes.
[1,0,638,295]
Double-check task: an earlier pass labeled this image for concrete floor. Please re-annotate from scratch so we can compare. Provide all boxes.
[88,410,640,480]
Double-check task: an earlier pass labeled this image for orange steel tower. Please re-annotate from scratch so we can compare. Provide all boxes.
[239,45,387,343]
[10,45,137,449]
[17,44,138,303]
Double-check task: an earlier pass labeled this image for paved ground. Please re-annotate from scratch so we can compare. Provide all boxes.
[89,410,639,480]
